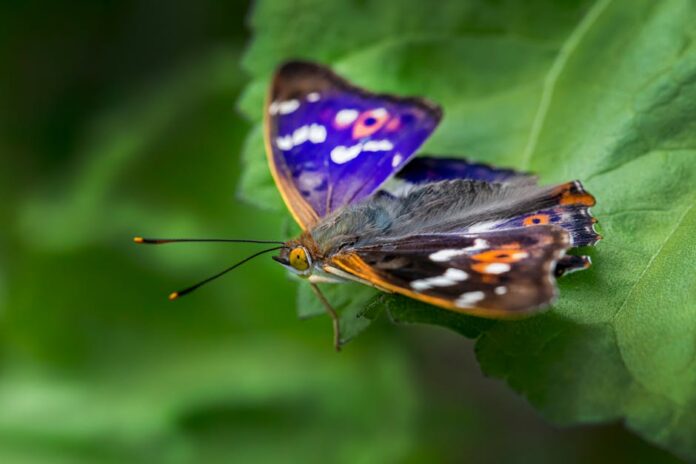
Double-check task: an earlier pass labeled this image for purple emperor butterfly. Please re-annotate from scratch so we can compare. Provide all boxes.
[136,61,600,350]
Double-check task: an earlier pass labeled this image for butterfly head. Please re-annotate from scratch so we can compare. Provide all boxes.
[273,244,314,277]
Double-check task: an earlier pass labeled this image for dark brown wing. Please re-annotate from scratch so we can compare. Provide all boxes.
[324,226,571,318]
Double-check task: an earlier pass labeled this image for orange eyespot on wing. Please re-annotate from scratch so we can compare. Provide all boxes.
[469,179,599,247]
[471,249,529,263]
[352,108,390,139]
[523,214,550,226]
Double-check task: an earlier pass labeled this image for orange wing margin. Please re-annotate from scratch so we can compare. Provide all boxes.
[263,93,319,230]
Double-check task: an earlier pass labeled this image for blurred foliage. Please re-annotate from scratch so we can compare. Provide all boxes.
[0,0,690,463]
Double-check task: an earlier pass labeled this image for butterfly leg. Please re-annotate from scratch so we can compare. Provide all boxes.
[309,283,341,352]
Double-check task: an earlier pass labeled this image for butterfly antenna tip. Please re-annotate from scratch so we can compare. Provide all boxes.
[133,236,144,244]
[168,292,179,301]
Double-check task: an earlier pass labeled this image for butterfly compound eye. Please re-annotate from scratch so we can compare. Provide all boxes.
[289,247,310,272]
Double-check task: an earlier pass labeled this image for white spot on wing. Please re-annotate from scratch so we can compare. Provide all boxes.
[306,92,320,102]
[483,263,511,274]
[371,107,388,118]
[292,125,309,145]
[277,124,326,150]
[429,240,489,262]
[444,268,469,280]
[456,291,485,308]
[276,135,293,151]
[429,249,466,262]
[409,280,431,291]
[410,268,468,291]
[466,238,490,251]
[269,101,279,115]
[335,109,359,126]
[362,140,394,152]
[508,250,529,260]
[276,124,326,151]
[327,138,396,164]
[278,99,300,115]
[308,124,327,143]
[392,153,403,167]
[298,172,324,190]
[331,145,362,164]
[495,286,507,295]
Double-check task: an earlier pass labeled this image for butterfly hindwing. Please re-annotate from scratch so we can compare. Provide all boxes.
[404,179,599,248]
[395,156,536,185]
[399,159,598,246]
[488,181,600,247]
[325,226,570,317]
[386,159,598,248]
[265,61,442,229]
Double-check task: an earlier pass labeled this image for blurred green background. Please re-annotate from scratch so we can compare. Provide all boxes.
[0,1,685,462]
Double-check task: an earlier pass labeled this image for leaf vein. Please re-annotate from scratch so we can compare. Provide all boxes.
[520,0,612,169]
[611,200,696,320]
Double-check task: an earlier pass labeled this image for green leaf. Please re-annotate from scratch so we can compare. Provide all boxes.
[381,294,495,340]
[296,282,381,345]
[238,0,696,459]
[0,337,417,463]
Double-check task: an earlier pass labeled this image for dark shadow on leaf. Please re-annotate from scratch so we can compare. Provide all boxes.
[373,293,495,339]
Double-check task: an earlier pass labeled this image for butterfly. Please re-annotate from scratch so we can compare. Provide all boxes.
[136,61,600,351]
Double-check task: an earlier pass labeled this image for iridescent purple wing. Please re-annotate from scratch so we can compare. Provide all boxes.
[396,156,536,185]
[265,61,442,229]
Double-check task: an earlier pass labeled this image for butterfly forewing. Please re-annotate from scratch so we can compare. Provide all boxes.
[326,226,571,317]
[265,61,442,229]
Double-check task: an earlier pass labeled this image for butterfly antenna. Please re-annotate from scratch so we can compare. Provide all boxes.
[134,237,285,245]
[168,246,284,300]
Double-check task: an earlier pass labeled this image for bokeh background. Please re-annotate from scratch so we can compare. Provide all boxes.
[0,1,685,462]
